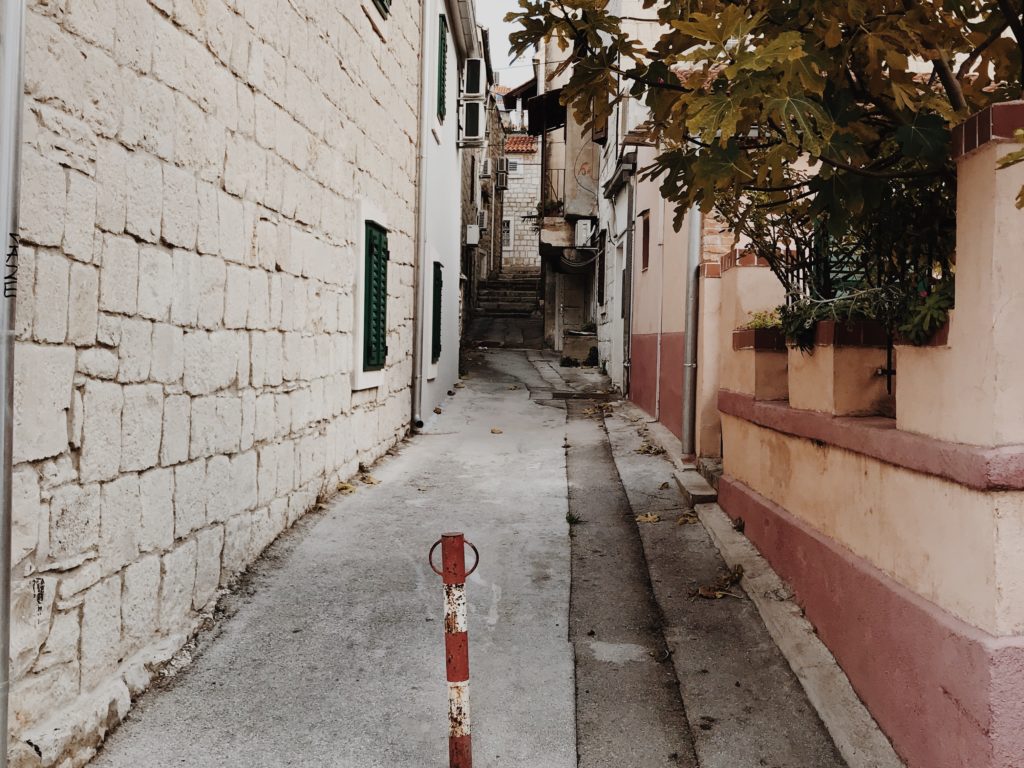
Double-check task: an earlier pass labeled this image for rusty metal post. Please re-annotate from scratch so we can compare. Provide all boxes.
[429,533,479,768]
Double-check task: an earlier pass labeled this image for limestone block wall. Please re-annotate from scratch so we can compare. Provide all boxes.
[9,0,421,764]
[503,150,541,273]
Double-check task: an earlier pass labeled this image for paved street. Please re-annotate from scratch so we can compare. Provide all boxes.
[90,350,847,768]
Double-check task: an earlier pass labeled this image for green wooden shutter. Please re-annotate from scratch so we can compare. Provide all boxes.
[437,15,448,122]
[431,262,443,363]
[363,222,389,371]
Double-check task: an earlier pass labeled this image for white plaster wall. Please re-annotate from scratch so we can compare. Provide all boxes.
[418,0,462,419]
[10,0,422,763]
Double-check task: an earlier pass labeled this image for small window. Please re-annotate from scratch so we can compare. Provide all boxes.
[363,221,390,371]
[437,15,449,122]
[371,0,391,18]
[640,211,650,272]
[501,218,513,250]
[431,263,443,363]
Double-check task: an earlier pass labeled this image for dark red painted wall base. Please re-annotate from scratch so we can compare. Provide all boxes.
[719,476,1024,768]
[630,334,658,419]
[630,332,685,440]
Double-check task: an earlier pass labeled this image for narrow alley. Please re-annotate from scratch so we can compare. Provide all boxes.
[88,350,854,768]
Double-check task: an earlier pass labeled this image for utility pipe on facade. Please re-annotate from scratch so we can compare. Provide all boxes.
[411,0,434,430]
[0,2,26,765]
[681,207,703,459]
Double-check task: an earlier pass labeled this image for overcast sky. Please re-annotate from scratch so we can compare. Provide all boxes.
[475,1,534,87]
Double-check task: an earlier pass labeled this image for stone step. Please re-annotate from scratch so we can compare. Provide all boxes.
[673,468,718,508]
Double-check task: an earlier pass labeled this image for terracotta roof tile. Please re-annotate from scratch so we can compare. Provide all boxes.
[505,134,537,153]
[493,86,512,95]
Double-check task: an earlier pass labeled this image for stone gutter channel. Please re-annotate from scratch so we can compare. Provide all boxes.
[521,348,892,768]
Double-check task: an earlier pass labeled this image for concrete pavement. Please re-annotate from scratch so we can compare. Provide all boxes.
[89,348,860,768]
[91,350,575,768]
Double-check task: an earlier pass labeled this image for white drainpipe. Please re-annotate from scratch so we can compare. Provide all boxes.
[411,1,433,430]
[0,1,26,765]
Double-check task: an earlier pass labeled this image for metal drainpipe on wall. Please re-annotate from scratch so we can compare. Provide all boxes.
[411,0,434,430]
[0,2,27,765]
[681,206,703,459]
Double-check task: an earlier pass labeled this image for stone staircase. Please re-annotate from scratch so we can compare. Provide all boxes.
[474,274,542,318]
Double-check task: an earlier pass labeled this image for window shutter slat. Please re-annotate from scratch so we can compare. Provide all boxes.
[438,15,448,122]
[364,222,389,372]
[431,263,443,363]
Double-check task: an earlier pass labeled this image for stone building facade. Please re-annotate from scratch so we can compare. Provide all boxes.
[501,133,541,274]
[9,0,425,763]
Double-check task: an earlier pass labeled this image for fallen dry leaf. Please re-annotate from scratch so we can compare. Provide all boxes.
[359,474,379,486]
[690,565,745,600]
[636,442,666,456]
[659,481,671,490]
[677,511,699,525]
[434,407,443,415]
[508,385,520,390]
[635,513,661,524]
[454,381,466,388]
[491,427,504,434]
[337,483,356,495]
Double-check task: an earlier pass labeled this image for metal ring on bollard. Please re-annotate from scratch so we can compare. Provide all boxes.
[428,538,480,577]
[464,540,480,577]
[428,539,444,576]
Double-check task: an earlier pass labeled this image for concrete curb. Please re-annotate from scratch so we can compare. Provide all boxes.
[610,400,903,768]
[695,502,905,768]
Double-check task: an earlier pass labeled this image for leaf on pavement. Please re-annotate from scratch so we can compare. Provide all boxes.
[635,513,661,523]
[359,474,379,486]
[491,427,504,434]
[337,483,356,495]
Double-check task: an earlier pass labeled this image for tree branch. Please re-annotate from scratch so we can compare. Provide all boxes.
[932,57,968,112]
[996,0,1024,85]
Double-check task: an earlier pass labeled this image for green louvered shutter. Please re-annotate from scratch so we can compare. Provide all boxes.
[437,15,448,122]
[431,262,443,363]
[363,222,389,371]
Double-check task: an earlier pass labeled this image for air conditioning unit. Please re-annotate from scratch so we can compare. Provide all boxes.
[463,58,485,99]
[575,219,595,248]
[480,158,491,178]
[495,170,509,191]
[478,209,488,230]
[466,224,481,246]
[462,102,484,143]
[497,157,509,173]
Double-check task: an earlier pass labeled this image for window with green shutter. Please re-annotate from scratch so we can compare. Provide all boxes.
[371,0,391,18]
[437,15,448,122]
[363,222,389,372]
[431,262,443,363]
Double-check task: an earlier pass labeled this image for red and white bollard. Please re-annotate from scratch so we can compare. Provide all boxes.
[429,533,479,768]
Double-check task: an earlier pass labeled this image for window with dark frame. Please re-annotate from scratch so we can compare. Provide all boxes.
[363,221,390,372]
[640,211,651,272]
[371,0,391,18]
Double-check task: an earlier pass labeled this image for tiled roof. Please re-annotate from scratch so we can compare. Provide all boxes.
[505,134,537,153]
[493,86,512,95]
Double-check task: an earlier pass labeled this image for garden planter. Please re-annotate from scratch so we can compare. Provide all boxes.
[787,320,891,416]
[728,327,789,401]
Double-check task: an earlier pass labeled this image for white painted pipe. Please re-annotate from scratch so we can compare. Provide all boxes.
[411,0,433,430]
[0,2,26,765]
[681,207,702,458]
